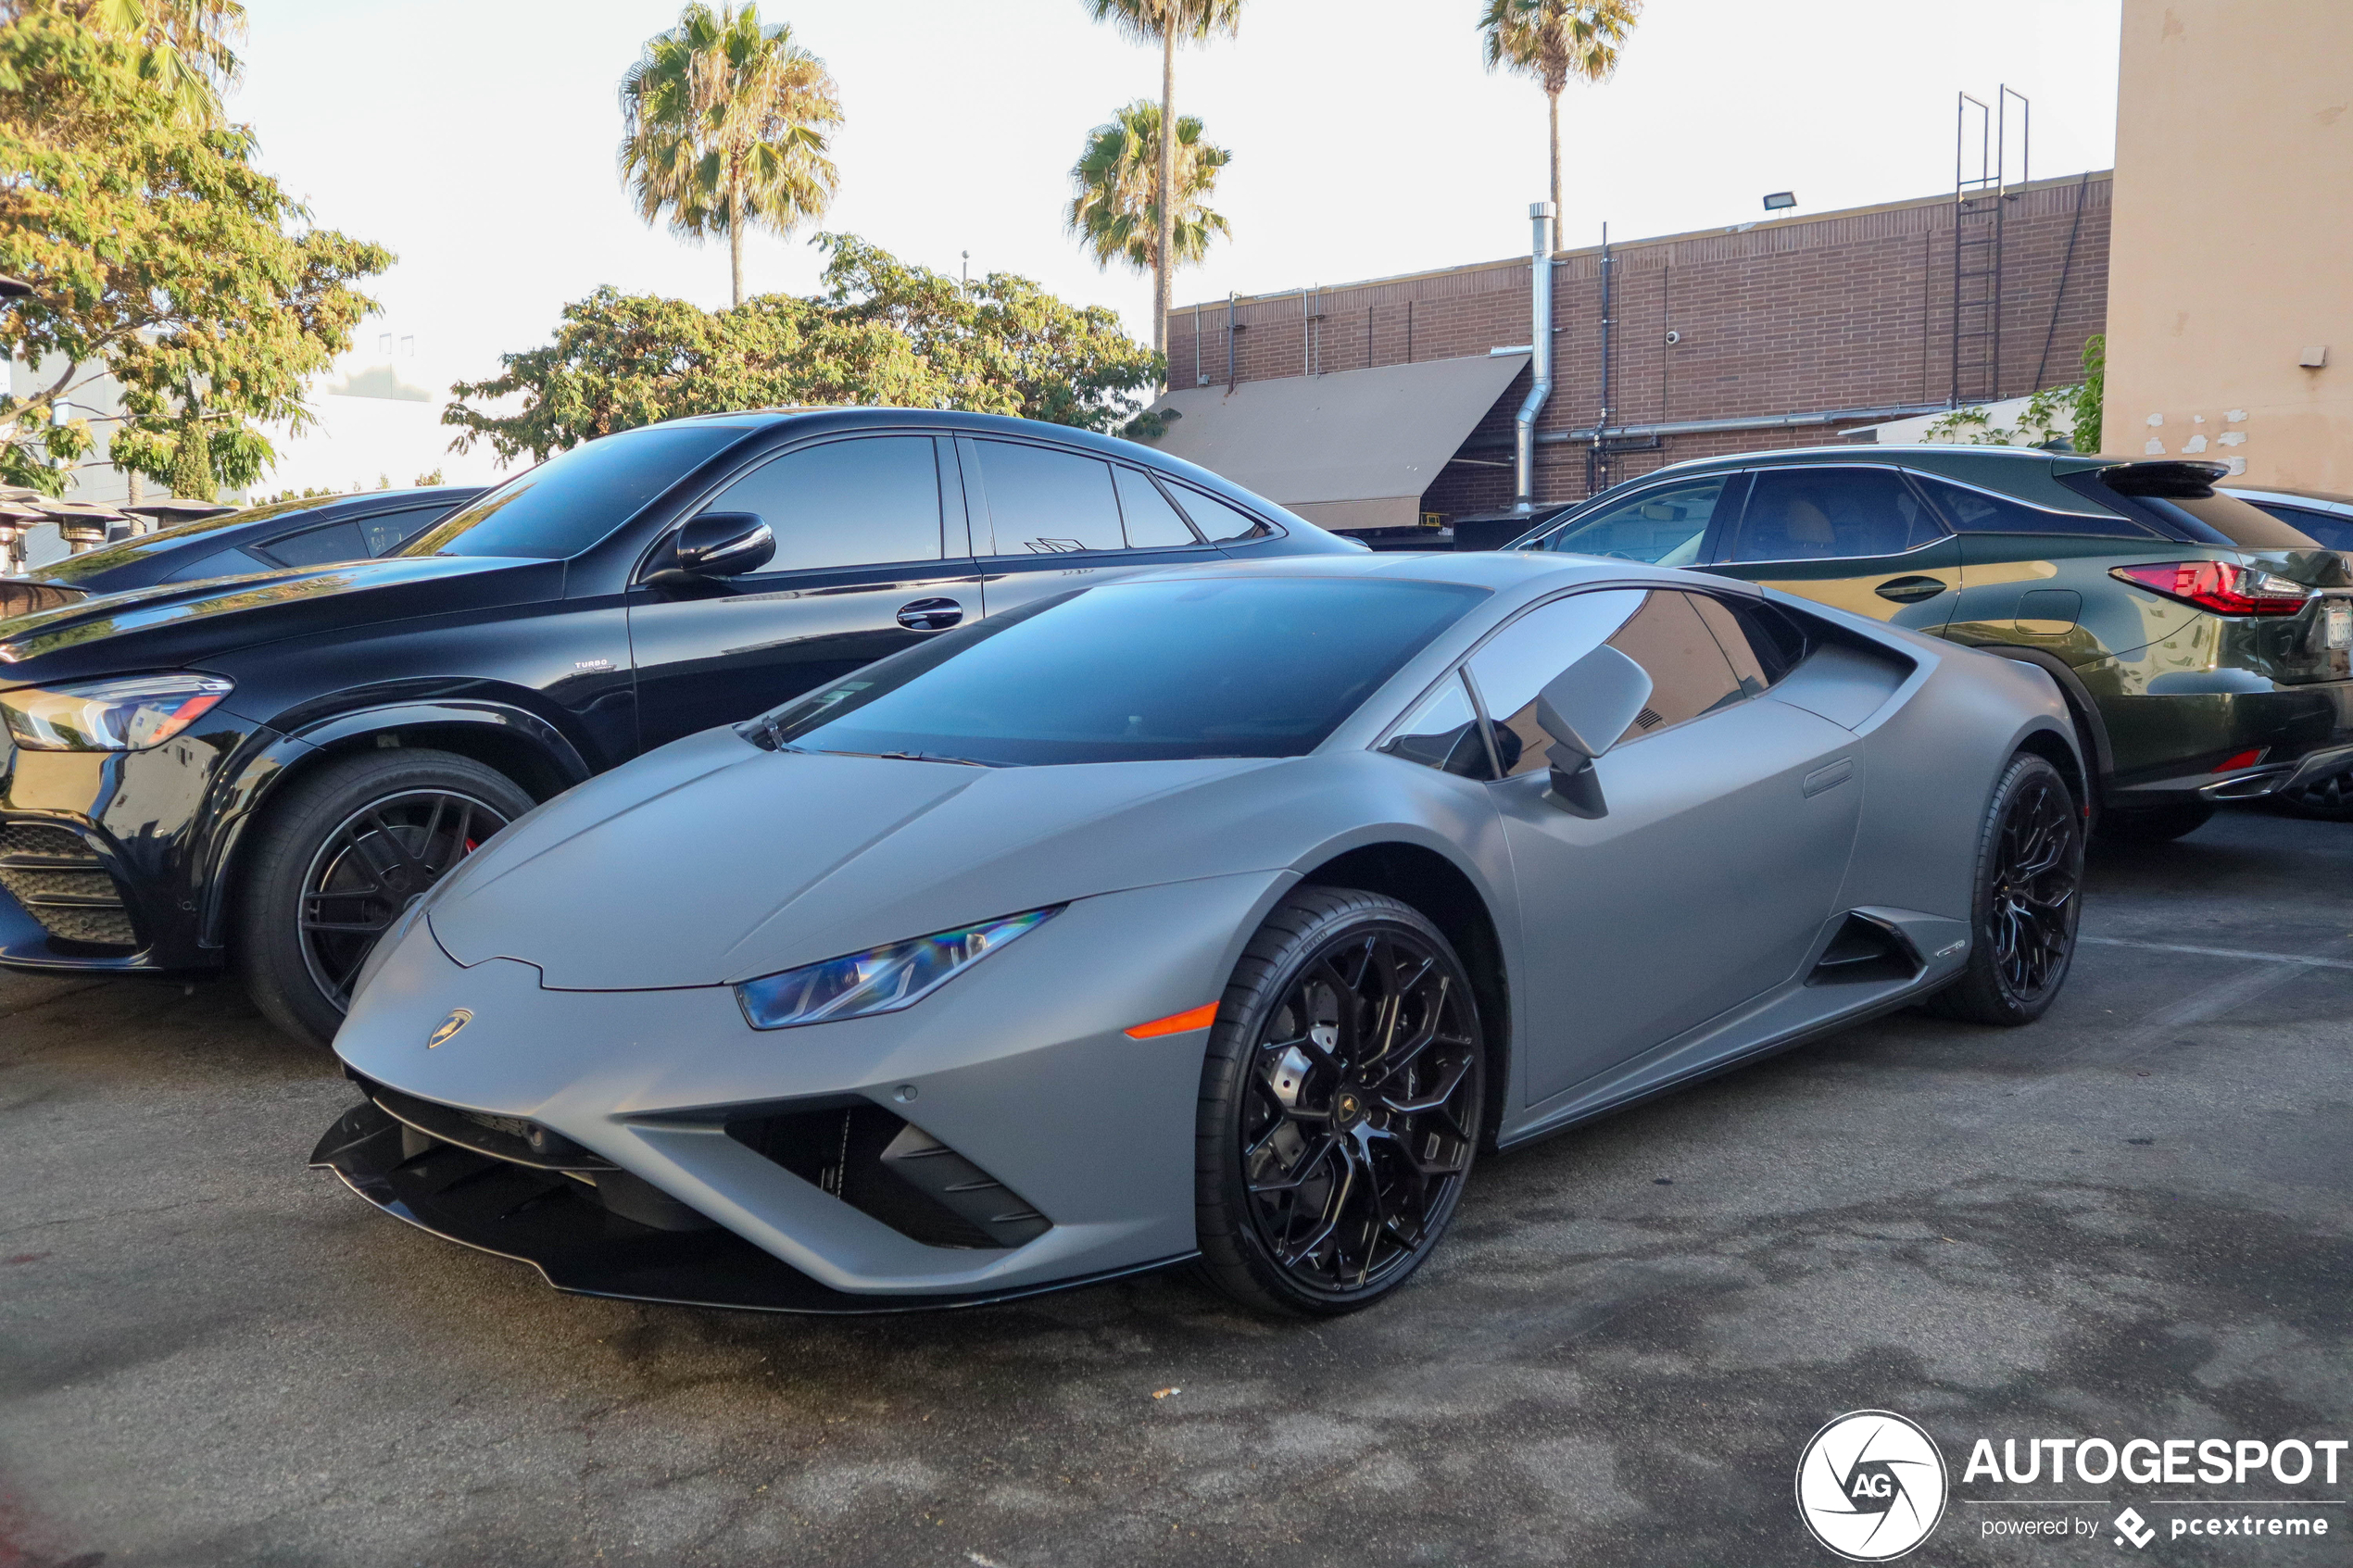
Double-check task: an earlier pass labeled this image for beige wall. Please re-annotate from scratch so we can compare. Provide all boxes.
[2104,0,2351,489]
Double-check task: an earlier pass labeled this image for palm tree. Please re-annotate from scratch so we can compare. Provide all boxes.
[1478,0,1640,227]
[620,3,843,308]
[1080,0,1243,360]
[1067,101,1232,283]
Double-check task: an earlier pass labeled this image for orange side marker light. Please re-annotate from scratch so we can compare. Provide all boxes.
[1125,1000,1218,1039]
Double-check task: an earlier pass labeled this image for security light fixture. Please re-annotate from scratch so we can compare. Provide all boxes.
[1762,192,1797,212]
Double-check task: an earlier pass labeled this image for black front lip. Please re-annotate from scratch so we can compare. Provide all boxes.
[310,1099,1191,1315]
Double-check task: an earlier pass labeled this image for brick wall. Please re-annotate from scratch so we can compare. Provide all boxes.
[1167,171,2111,519]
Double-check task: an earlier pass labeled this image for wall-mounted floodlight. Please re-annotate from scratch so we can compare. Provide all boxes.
[1762,192,1797,212]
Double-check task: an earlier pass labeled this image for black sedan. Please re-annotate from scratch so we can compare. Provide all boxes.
[0,486,483,619]
[0,408,1356,1043]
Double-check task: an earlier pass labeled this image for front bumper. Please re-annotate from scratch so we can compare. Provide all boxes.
[320,869,1292,1310]
[0,712,279,974]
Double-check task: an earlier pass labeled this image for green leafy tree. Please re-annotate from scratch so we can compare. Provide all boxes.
[2074,333,2105,454]
[444,235,1161,465]
[1479,0,1640,226]
[1067,99,1230,282]
[1080,0,1241,359]
[0,0,391,499]
[620,2,842,309]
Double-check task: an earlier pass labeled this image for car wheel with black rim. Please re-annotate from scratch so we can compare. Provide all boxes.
[236,747,532,1046]
[1193,887,1485,1316]
[1924,752,2083,1026]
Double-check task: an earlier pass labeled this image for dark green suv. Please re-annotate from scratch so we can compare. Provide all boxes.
[1511,447,2353,839]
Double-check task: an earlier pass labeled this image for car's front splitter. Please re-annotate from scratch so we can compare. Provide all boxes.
[309,1098,1194,1315]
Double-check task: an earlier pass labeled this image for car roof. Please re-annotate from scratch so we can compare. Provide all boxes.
[2226,485,2353,511]
[648,406,1281,517]
[1114,544,1660,596]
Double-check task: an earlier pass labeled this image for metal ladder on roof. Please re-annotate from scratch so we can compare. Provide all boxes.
[1950,87,2028,408]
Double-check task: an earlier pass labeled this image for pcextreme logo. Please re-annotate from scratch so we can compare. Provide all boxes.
[1796,1410,1949,1561]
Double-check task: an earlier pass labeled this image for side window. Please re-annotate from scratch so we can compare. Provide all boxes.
[1726,467,1944,563]
[703,436,945,571]
[1536,476,1729,567]
[1169,485,1277,544]
[1466,589,1649,777]
[359,506,459,556]
[1915,474,2154,538]
[2257,504,2353,552]
[1379,672,1494,780]
[973,441,1125,554]
[257,520,368,567]
[1602,591,1748,743]
[1114,467,1201,548]
[1694,595,1810,692]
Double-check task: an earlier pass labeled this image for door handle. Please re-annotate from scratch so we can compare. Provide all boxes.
[1874,575,1949,604]
[896,596,964,631]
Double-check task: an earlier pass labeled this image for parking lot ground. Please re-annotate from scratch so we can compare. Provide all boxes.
[3,808,2349,1568]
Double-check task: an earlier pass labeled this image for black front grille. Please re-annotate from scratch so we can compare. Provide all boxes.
[0,823,136,949]
[728,1104,1051,1251]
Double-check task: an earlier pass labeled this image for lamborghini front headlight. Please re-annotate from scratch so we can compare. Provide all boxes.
[734,907,1062,1031]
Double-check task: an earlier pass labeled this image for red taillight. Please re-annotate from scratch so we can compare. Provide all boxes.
[2214,748,2268,772]
[2111,561,2310,616]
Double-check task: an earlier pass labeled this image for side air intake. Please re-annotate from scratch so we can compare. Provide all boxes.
[1806,912,1924,987]
[727,1103,1051,1251]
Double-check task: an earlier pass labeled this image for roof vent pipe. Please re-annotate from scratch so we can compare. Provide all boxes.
[1514,201,1556,513]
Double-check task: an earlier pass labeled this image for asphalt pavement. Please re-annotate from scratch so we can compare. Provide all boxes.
[3,809,2348,1568]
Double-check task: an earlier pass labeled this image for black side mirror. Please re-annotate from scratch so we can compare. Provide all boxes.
[645,511,774,593]
[1532,644,1653,818]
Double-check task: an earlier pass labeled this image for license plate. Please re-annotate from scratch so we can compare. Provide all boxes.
[2327,602,2353,651]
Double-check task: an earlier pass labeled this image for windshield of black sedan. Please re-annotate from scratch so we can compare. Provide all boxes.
[763,577,1488,766]
[398,424,748,560]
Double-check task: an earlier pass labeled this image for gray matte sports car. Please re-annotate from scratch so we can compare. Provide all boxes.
[313,550,2085,1317]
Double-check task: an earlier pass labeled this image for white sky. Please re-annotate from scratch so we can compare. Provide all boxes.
[231,0,2123,481]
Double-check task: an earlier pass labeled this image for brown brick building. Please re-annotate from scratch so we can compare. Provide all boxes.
[1145,171,2110,531]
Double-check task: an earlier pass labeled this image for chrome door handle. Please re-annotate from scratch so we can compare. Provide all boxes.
[896,597,964,631]
[1874,575,1948,604]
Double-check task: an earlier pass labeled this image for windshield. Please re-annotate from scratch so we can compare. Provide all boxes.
[756,575,1488,766]
[26,496,333,583]
[399,424,749,560]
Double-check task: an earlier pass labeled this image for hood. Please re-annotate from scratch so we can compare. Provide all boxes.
[425,726,1344,990]
[0,556,558,681]
[0,578,87,624]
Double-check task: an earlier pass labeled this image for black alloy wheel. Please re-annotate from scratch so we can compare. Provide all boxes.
[1195,887,1485,1315]
[298,789,510,1009]
[237,747,535,1046]
[1925,752,2083,1026]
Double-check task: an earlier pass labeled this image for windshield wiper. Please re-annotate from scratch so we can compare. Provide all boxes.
[808,747,1000,768]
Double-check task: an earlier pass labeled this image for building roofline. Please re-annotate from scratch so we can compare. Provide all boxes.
[1177,169,2114,315]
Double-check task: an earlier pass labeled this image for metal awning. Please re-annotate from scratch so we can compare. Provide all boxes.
[1134,353,1529,533]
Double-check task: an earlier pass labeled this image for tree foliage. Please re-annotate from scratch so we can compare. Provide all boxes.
[0,0,392,498]
[1478,0,1639,221]
[1067,99,1230,277]
[619,2,841,308]
[2074,333,2105,454]
[443,235,1163,465]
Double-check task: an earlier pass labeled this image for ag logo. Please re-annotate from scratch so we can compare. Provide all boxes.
[426,1009,472,1049]
[1795,1410,1947,1561]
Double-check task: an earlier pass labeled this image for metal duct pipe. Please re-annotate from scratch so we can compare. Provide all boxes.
[1514,201,1556,512]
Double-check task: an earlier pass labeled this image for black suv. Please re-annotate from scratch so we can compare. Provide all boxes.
[0,408,1354,1042]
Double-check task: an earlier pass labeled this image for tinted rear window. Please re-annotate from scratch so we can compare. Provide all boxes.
[2061,469,2322,549]
[760,576,1486,766]
[402,425,745,560]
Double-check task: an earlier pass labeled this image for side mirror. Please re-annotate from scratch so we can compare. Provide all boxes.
[1532,644,1653,818]
[646,511,774,593]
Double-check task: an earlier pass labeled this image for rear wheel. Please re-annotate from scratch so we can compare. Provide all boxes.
[1193,888,1485,1316]
[2095,801,2214,843]
[1925,753,2083,1026]
[236,748,532,1046]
